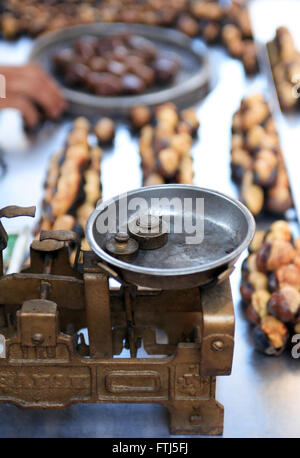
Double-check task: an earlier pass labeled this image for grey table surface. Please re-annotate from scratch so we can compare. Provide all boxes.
[0,7,300,437]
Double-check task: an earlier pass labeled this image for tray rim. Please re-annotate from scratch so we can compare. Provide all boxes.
[86,184,256,278]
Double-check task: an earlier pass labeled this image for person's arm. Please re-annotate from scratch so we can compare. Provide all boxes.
[0,63,67,128]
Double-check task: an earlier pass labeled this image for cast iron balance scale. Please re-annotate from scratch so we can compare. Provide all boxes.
[0,185,255,435]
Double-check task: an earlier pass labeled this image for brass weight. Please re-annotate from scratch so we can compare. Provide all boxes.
[105,232,139,262]
[128,214,168,250]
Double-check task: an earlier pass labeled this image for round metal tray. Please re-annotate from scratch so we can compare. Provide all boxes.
[87,185,255,289]
[29,23,211,117]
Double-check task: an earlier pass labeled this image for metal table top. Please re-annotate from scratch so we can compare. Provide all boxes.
[0,8,300,437]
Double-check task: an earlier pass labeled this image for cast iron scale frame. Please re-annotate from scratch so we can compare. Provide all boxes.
[0,186,254,435]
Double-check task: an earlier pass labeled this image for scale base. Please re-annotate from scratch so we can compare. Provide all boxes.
[0,242,235,436]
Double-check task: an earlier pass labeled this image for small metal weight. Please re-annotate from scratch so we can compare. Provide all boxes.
[105,232,139,263]
[128,214,168,250]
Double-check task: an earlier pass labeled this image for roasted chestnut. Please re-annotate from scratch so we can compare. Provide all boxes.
[253,149,278,188]
[180,108,200,136]
[156,103,178,128]
[202,21,221,44]
[177,14,199,37]
[191,1,223,21]
[256,240,295,272]
[255,241,271,272]
[75,36,98,61]
[126,35,157,62]
[240,280,254,304]
[143,173,165,187]
[132,64,155,86]
[64,62,89,87]
[88,56,107,73]
[53,48,76,71]
[107,60,127,77]
[130,105,152,130]
[267,286,300,323]
[85,72,123,96]
[248,271,268,291]
[276,264,300,290]
[265,220,292,243]
[241,182,264,216]
[222,24,243,58]
[94,118,115,144]
[252,315,288,355]
[157,148,180,178]
[250,289,270,319]
[73,117,90,132]
[266,182,293,215]
[177,156,194,184]
[242,40,258,75]
[249,230,265,253]
[122,73,146,94]
[170,133,192,157]
[67,129,89,147]
[154,57,179,84]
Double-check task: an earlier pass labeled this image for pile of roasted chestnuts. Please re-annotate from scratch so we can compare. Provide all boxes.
[1,0,257,75]
[231,94,293,217]
[241,220,300,356]
[35,116,103,257]
[53,33,180,96]
[192,0,258,74]
[268,26,300,112]
[136,103,199,186]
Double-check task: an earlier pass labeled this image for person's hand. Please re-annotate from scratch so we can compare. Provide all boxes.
[0,63,67,128]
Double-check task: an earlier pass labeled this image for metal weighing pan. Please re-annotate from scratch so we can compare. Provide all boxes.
[87,185,255,289]
[29,23,211,117]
